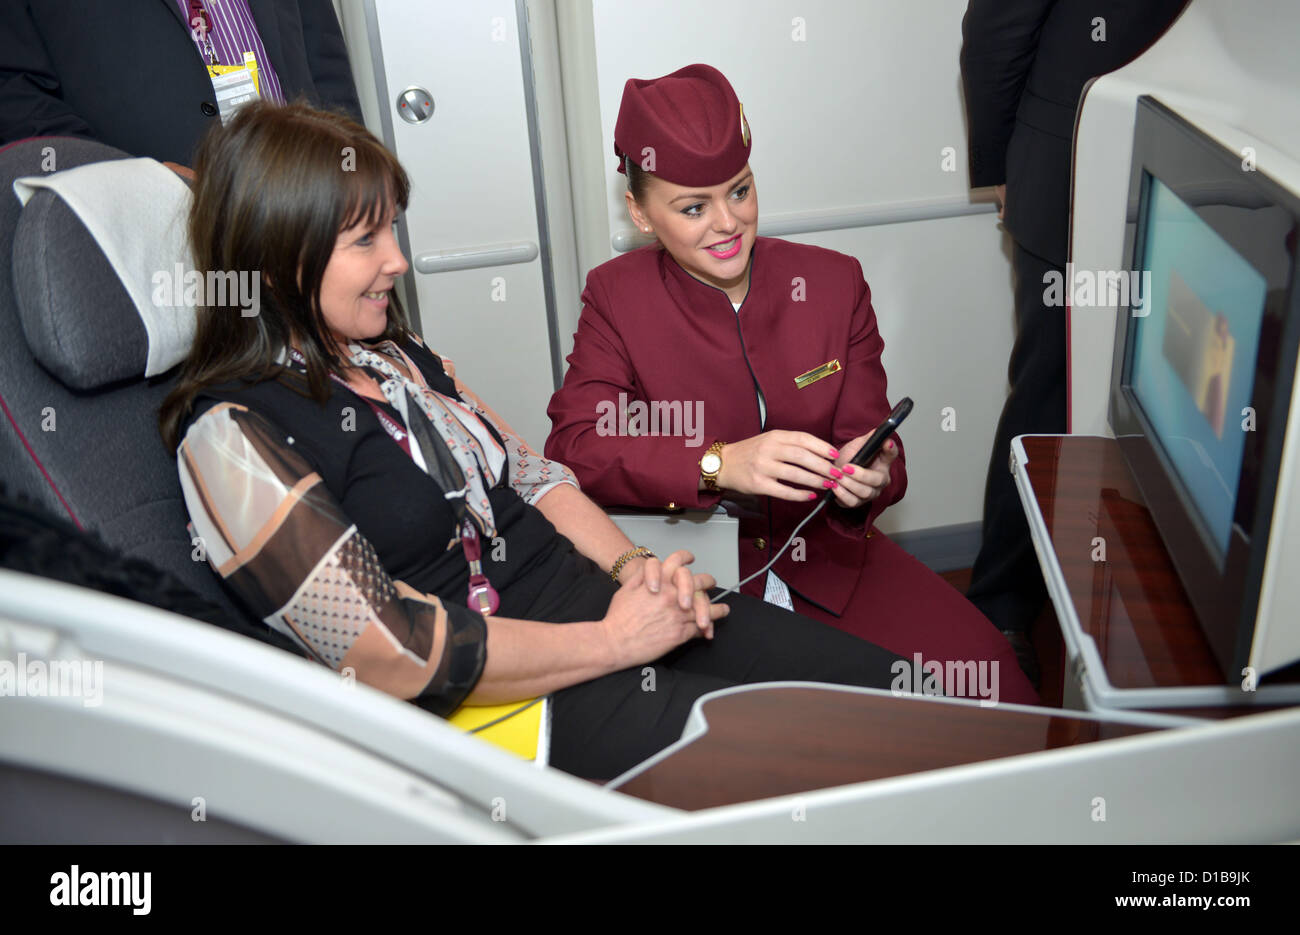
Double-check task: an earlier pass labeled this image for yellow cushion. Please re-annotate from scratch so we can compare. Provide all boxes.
[446,698,544,760]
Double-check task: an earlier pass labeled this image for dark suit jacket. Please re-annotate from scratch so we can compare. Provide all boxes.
[0,0,362,165]
[960,0,1187,265]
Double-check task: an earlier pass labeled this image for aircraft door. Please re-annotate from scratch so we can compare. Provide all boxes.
[360,0,563,450]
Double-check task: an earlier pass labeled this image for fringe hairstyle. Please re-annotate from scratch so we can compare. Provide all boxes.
[159,101,412,451]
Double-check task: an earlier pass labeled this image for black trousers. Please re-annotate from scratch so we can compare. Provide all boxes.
[966,242,1067,635]
[533,562,905,781]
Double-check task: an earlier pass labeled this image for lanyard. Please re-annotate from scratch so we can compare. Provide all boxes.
[187,0,219,65]
[359,386,415,460]
[286,348,501,615]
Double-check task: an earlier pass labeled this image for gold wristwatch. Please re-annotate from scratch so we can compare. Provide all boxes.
[699,440,726,492]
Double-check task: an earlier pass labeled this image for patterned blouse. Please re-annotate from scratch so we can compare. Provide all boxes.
[176,336,578,716]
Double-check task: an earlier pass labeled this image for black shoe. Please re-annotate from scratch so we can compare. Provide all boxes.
[1000,628,1041,691]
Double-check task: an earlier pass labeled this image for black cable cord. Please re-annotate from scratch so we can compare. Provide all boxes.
[466,695,545,733]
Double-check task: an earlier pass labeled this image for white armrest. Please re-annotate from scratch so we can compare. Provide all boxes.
[607,508,739,586]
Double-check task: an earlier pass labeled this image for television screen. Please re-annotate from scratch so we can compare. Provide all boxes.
[1111,96,1300,676]
[1128,176,1269,562]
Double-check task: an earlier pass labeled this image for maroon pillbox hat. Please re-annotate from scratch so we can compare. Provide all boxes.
[614,64,752,187]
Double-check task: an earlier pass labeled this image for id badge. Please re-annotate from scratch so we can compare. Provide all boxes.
[207,52,262,124]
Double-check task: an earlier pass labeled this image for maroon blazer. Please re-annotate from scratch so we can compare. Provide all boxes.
[545,237,907,616]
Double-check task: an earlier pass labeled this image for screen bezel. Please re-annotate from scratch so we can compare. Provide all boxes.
[1109,96,1300,678]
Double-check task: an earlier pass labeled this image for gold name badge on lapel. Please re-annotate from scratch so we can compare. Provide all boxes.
[794,359,842,389]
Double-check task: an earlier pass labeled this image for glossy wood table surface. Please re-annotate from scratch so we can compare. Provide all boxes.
[614,436,1289,812]
[1022,436,1225,688]
[1020,435,1297,714]
[614,687,1152,811]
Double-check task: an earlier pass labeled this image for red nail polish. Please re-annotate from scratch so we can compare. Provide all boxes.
[828,448,839,458]
[808,492,818,500]
[844,465,855,475]
[829,467,843,478]
[823,479,837,489]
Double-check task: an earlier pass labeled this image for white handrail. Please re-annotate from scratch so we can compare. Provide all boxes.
[611,194,998,252]
[414,240,540,273]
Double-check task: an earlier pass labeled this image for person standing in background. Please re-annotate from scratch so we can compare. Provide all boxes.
[960,0,1189,683]
[0,0,361,170]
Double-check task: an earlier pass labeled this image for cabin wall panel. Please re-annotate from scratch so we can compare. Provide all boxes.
[581,0,1015,534]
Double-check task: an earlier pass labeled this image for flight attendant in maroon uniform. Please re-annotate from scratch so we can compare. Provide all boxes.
[545,64,1035,705]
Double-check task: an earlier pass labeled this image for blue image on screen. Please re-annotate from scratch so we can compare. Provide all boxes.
[1129,177,1268,561]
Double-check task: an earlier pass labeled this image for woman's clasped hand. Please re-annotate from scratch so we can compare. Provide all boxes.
[603,550,727,666]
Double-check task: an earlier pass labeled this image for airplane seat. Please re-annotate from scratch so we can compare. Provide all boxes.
[0,139,547,760]
[0,136,302,657]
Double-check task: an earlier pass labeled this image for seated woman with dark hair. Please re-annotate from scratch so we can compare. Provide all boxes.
[160,101,909,780]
